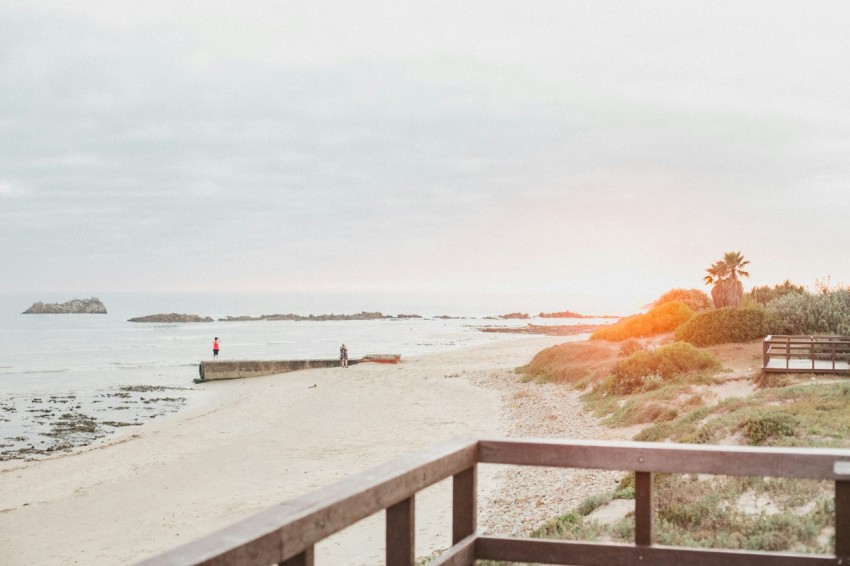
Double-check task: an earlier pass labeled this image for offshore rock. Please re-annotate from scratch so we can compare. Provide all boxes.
[128,313,214,323]
[23,297,107,314]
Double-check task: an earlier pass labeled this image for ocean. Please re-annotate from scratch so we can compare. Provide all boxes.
[0,292,610,460]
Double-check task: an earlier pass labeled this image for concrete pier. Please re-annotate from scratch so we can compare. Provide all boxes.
[196,355,400,382]
[197,359,355,382]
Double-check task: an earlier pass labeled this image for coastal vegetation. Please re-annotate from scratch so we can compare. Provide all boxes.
[519,340,620,387]
[674,305,780,346]
[590,301,695,341]
[587,253,849,346]
[513,256,850,558]
[530,473,833,555]
[635,381,850,447]
[605,342,722,395]
[748,280,806,306]
[517,336,848,558]
[767,288,850,335]
[654,288,713,312]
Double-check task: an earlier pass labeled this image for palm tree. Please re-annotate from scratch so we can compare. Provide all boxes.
[703,262,728,286]
[704,252,750,308]
[722,251,750,281]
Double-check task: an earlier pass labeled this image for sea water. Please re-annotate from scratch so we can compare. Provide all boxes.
[0,292,610,459]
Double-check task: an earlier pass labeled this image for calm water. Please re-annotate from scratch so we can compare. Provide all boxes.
[0,293,609,458]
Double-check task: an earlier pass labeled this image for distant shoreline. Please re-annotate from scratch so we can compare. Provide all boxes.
[125,311,616,324]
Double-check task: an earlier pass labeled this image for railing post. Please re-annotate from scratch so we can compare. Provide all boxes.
[453,465,477,545]
[280,547,314,566]
[635,471,654,547]
[762,336,770,372]
[811,338,816,370]
[387,495,415,566]
[837,480,850,559]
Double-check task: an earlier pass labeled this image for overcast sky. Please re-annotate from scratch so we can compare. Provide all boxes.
[2,1,849,314]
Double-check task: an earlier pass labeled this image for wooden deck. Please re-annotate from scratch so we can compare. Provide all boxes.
[763,335,850,374]
[136,437,850,566]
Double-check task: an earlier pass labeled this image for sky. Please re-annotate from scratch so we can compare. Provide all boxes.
[1,1,849,315]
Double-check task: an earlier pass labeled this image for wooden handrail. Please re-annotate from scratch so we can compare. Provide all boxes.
[137,438,850,566]
[763,334,850,374]
[136,436,478,566]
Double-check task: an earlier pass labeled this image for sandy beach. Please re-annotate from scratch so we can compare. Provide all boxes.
[0,335,619,565]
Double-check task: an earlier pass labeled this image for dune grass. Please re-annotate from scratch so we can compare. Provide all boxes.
[489,336,850,566]
[635,381,850,447]
[518,339,620,388]
[522,474,834,560]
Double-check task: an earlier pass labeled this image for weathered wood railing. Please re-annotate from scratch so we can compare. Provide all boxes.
[137,437,850,566]
[763,335,850,374]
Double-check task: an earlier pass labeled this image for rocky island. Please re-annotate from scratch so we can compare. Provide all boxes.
[128,314,214,323]
[498,312,531,319]
[23,297,107,314]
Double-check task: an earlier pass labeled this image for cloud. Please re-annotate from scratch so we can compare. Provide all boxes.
[0,180,18,197]
[2,2,850,311]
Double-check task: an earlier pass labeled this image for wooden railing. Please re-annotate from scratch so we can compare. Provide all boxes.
[763,335,850,374]
[137,437,850,566]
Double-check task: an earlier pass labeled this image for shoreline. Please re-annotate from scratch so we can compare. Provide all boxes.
[0,334,620,564]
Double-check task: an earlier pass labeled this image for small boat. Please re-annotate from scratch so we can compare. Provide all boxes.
[359,354,401,364]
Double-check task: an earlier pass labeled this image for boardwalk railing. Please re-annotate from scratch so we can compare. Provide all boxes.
[137,437,850,566]
[763,335,850,374]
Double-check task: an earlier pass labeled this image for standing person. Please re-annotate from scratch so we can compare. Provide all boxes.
[339,343,348,368]
[213,337,220,359]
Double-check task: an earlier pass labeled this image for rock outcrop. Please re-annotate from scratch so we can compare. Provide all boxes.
[23,297,107,314]
[128,314,214,323]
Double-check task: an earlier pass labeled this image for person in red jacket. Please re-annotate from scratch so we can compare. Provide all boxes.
[213,337,220,358]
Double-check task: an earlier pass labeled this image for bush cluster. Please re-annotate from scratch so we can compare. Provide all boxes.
[592,302,695,342]
[674,306,780,346]
[766,289,850,335]
[742,413,798,445]
[748,280,806,307]
[655,288,713,312]
[607,342,722,395]
[618,338,647,357]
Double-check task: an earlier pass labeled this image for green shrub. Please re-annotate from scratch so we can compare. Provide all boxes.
[748,280,806,307]
[743,413,798,445]
[608,342,722,395]
[655,288,713,312]
[618,338,646,357]
[592,302,695,342]
[674,305,780,346]
[767,290,850,335]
